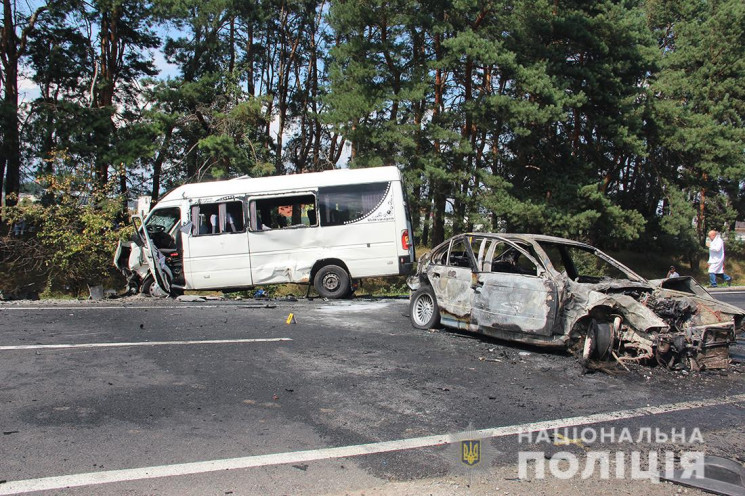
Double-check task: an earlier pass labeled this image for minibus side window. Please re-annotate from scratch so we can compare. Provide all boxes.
[249,194,317,231]
[191,201,245,235]
[317,182,390,226]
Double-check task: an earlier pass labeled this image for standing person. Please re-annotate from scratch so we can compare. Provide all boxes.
[706,230,732,287]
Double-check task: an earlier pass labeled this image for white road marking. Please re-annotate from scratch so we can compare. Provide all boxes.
[0,338,292,351]
[0,305,252,310]
[1,393,744,495]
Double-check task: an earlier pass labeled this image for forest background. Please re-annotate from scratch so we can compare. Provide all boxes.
[1,0,744,296]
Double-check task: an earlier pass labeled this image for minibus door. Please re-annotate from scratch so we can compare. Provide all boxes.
[133,215,171,294]
[184,201,252,289]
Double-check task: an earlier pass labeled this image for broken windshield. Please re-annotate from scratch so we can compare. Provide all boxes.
[145,208,181,233]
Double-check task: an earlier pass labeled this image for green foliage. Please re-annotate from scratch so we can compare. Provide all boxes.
[1,172,126,295]
[656,181,699,254]
[5,0,745,298]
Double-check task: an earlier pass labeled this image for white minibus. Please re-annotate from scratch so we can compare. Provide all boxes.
[115,166,415,298]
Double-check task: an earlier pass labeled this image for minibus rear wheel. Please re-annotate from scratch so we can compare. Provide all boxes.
[314,265,351,299]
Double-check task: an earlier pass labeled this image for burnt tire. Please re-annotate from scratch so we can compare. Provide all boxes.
[410,286,441,330]
[314,265,351,299]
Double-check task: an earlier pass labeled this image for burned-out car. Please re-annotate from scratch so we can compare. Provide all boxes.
[408,233,744,370]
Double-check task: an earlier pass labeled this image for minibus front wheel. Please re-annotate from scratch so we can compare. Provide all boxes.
[141,275,169,298]
[314,265,351,299]
[141,274,182,298]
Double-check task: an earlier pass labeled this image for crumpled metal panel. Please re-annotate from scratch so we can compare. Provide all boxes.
[252,264,313,285]
[428,267,474,321]
[471,272,557,336]
[588,292,668,333]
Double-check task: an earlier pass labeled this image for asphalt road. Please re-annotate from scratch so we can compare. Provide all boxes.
[1,292,744,495]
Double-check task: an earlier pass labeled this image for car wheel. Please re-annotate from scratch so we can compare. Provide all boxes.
[410,286,441,329]
[140,275,170,298]
[314,265,351,299]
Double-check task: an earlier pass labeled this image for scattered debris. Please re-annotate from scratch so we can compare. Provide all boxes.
[87,285,104,300]
[176,295,206,302]
[478,357,502,363]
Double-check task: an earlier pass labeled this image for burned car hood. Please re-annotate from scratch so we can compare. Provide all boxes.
[563,280,668,334]
[571,275,745,330]
[563,271,745,343]
[649,276,713,298]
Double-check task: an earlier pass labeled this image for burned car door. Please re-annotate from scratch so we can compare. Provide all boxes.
[471,238,558,337]
[427,236,478,330]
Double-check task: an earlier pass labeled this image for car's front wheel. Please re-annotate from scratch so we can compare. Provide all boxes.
[410,286,441,329]
[140,274,172,298]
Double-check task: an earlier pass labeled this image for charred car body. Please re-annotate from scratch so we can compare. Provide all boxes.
[408,233,744,370]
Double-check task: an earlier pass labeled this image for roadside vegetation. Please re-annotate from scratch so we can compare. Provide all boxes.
[1,0,744,297]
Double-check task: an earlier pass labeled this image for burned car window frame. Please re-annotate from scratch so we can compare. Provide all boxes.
[467,235,544,277]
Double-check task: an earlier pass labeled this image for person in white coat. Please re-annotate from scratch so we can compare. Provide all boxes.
[706,230,732,287]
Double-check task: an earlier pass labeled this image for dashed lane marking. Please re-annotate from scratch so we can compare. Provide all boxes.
[0,338,292,351]
[1,393,744,494]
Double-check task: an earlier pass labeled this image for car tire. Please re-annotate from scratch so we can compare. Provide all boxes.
[140,275,171,298]
[410,286,441,329]
[140,275,155,296]
[314,265,351,299]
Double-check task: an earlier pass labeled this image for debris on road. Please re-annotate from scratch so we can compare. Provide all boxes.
[176,295,206,302]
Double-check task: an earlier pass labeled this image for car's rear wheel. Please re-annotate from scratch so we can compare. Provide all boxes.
[410,286,441,329]
[314,265,351,299]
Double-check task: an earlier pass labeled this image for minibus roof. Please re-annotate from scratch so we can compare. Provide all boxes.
[158,166,402,203]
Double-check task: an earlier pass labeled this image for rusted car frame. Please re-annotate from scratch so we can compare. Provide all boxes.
[408,233,744,370]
